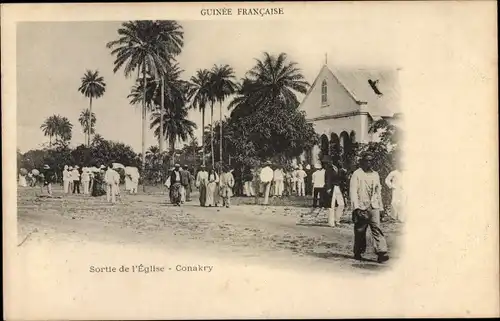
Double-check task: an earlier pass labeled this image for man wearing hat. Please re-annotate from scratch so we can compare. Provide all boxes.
[311,162,326,208]
[42,164,56,196]
[350,152,389,263]
[71,165,81,194]
[259,160,274,205]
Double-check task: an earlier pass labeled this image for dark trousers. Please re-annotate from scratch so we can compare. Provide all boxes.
[312,187,325,207]
[353,208,388,256]
[73,180,80,194]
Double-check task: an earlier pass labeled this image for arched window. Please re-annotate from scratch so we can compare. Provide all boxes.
[350,131,356,144]
[321,80,328,105]
[320,134,329,156]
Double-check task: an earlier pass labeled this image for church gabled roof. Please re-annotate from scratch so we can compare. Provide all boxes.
[300,64,401,118]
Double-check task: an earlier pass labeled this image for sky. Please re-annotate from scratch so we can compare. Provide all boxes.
[16,19,403,153]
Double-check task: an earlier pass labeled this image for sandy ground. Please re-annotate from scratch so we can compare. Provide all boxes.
[16,184,403,274]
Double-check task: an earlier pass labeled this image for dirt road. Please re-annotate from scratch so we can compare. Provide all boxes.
[16,186,402,274]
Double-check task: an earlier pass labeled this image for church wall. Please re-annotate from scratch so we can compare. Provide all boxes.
[299,67,360,120]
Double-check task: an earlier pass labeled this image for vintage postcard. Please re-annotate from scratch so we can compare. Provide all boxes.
[2,1,498,319]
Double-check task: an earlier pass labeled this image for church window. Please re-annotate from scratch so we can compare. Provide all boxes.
[321,80,328,105]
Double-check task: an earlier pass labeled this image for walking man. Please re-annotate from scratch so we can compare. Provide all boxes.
[350,153,389,263]
[104,164,119,204]
[311,162,325,208]
[180,165,190,204]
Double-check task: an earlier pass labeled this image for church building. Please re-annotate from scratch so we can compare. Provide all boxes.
[296,62,403,166]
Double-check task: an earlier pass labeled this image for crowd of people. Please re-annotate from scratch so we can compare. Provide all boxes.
[18,153,405,263]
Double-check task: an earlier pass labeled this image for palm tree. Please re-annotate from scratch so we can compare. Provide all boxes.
[229,52,309,114]
[40,115,59,146]
[106,20,175,179]
[78,70,106,146]
[187,69,212,166]
[40,115,73,146]
[78,109,97,144]
[150,103,197,166]
[210,64,237,169]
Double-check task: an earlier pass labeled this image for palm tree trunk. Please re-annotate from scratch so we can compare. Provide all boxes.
[88,96,93,147]
[201,107,205,166]
[170,140,175,166]
[210,103,214,168]
[141,64,147,192]
[159,77,164,153]
[219,101,223,171]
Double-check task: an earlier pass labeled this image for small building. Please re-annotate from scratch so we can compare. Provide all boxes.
[296,63,402,166]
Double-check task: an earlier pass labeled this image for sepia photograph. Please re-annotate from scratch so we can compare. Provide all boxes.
[16,19,404,271]
[3,2,498,319]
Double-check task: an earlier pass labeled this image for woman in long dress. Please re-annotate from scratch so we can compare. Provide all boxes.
[18,168,28,187]
[205,169,219,207]
[196,165,209,206]
[169,164,183,206]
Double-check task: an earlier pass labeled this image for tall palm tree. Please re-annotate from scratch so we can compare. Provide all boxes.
[210,64,237,169]
[106,21,174,179]
[40,115,73,146]
[78,109,97,144]
[229,52,309,114]
[188,69,212,166]
[150,103,197,166]
[155,21,184,154]
[78,70,106,146]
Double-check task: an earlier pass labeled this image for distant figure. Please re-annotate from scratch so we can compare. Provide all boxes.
[104,164,119,204]
[350,153,389,263]
[183,165,193,202]
[311,162,325,208]
[62,165,71,194]
[169,164,183,206]
[242,166,254,197]
[81,168,91,195]
[305,164,313,196]
[296,164,307,197]
[273,165,284,197]
[219,165,235,208]
[206,168,219,207]
[91,167,106,197]
[42,164,56,196]
[291,166,298,195]
[180,165,191,203]
[18,169,28,187]
[259,161,274,205]
[385,164,405,223]
[325,161,345,227]
[196,165,209,206]
[71,165,81,194]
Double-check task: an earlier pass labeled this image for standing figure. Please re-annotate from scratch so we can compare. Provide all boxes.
[18,169,28,187]
[311,162,326,208]
[296,164,307,197]
[169,164,183,206]
[81,168,91,195]
[242,166,254,197]
[305,164,313,196]
[273,165,284,197]
[284,168,294,196]
[196,165,209,206]
[205,168,219,207]
[71,165,81,194]
[183,165,193,202]
[180,165,190,204]
[325,161,346,227]
[91,168,106,197]
[350,153,389,263]
[62,165,71,194]
[42,164,56,195]
[219,165,235,208]
[291,166,298,195]
[259,161,274,205]
[104,164,119,204]
[385,164,405,223]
